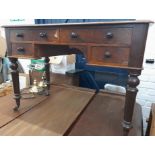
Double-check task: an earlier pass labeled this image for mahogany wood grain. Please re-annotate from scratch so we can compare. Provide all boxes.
[90,46,130,66]
[68,92,142,136]
[123,71,140,135]
[149,104,155,136]
[11,43,34,57]
[128,24,149,68]
[9,58,21,111]
[2,20,152,135]
[60,27,132,45]
[33,28,59,42]
[45,57,50,95]
[0,90,47,128]
[0,85,95,136]
[10,29,33,42]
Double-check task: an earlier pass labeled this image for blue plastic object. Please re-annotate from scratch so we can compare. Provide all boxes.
[75,54,128,90]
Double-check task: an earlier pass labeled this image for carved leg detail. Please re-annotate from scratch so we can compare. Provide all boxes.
[9,58,21,111]
[45,57,50,96]
[123,73,140,136]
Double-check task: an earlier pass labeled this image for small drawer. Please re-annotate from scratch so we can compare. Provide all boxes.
[93,27,132,45]
[33,29,59,42]
[60,28,93,43]
[89,46,130,66]
[60,27,132,45]
[10,29,33,41]
[11,43,33,57]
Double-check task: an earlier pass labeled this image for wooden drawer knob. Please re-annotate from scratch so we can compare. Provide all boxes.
[16,33,24,37]
[104,51,111,58]
[70,32,78,39]
[17,47,25,53]
[106,32,113,39]
[39,32,47,38]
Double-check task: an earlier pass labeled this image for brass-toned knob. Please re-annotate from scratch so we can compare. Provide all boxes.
[39,32,47,38]
[104,51,111,58]
[16,33,23,37]
[106,32,113,39]
[70,32,78,39]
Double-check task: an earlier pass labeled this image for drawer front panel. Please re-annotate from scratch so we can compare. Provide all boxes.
[90,46,130,66]
[10,29,33,41]
[11,43,33,57]
[33,29,59,42]
[60,27,132,45]
[10,29,59,42]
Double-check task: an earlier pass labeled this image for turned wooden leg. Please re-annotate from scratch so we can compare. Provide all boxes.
[45,57,50,95]
[122,72,140,135]
[9,58,21,111]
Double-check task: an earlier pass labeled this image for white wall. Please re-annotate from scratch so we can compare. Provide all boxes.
[137,23,155,134]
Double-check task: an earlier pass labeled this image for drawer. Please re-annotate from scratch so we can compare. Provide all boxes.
[10,29,33,41]
[89,46,130,66]
[10,29,59,42]
[11,43,33,57]
[60,27,132,45]
[33,29,59,42]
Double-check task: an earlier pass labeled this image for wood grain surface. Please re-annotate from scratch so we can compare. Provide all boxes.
[150,104,155,136]
[0,85,95,136]
[68,92,142,136]
[0,90,47,128]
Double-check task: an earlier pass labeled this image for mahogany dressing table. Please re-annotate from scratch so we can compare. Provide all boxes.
[2,20,153,135]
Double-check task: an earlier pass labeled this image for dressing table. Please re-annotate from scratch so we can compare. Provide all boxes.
[2,20,153,135]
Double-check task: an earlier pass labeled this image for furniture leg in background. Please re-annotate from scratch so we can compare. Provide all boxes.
[45,57,50,95]
[123,70,140,135]
[9,58,21,111]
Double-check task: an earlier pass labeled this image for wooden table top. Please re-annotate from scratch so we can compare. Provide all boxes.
[0,84,142,136]
[68,91,142,136]
[0,85,95,136]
